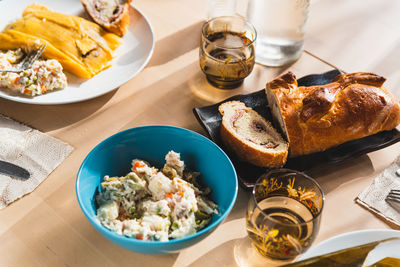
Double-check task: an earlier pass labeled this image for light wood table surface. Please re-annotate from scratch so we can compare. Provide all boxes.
[1,0,400,266]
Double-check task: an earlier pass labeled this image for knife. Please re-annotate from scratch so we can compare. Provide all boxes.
[0,160,30,179]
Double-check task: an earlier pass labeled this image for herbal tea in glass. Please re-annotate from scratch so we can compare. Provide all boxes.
[200,16,256,89]
[246,169,324,262]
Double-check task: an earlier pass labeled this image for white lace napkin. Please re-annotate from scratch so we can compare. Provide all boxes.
[356,155,400,227]
[0,115,73,209]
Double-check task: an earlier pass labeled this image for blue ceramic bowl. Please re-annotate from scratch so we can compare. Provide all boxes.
[76,125,238,254]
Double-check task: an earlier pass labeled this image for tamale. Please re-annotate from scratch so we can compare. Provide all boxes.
[0,30,92,78]
[1,4,122,78]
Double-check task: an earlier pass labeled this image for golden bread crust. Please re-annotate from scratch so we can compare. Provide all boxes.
[266,72,400,157]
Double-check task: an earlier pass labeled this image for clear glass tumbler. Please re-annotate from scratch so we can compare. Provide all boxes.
[247,0,310,66]
[246,169,324,263]
[199,16,256,89]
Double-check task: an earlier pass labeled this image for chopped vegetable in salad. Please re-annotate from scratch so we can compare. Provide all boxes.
[96,151,218,241]
[0,49,67,96]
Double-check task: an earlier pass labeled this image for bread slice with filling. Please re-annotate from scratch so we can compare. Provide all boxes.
[218,101,289,167]
[81,0,131,37]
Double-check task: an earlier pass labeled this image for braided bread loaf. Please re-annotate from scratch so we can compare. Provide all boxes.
[266,72,400,157]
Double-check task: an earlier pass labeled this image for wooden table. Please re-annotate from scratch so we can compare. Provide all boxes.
[1,0,400,266]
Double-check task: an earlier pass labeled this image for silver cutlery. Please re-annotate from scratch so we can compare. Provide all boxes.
[0,44,46,73]
[0,160,30,179]
[387,189,400,204]
[385,168,400,211]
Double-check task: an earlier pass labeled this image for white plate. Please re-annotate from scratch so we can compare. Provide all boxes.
[298,229,400,261]
[0,0,154,104]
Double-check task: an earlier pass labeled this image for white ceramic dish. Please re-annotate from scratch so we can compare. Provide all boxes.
[0,0,154,104]
[298,229,400,261]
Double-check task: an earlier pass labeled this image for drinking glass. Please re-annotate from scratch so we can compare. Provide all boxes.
[246,169,324,263]
[199,16,256,89]
[247,0,310,66]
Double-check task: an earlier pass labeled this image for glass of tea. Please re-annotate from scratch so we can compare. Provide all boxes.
[246,169,324,263]
[199,16,256,89]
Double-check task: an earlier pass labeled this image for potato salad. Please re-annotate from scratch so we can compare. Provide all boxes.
[0,49,67,96]
[96,151,218,241]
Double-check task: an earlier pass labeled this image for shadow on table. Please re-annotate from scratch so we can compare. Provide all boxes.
[112,61,208,132]
[186,237,279,267]
[357,203,400,230]
[306,154,374,195]
[220,186,251,225]
[147,20,205,68]
[185,239,238,267]
[0,89,116,132]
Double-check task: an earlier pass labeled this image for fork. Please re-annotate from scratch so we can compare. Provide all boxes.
[385,168,400,207]
[387,190,400,204]
[0,44,46,73]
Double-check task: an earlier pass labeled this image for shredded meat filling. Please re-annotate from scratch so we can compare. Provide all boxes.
[261,142,279,149]
[246,137,278,149]
[230,110,244,127]
[251,121,267,133]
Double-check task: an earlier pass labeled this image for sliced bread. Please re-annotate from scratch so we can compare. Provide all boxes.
[81,0,131,37]
[218,101,289,167]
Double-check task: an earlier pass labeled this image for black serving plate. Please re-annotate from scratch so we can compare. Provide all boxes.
[193,70,400,188]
